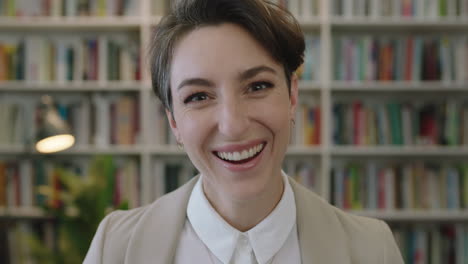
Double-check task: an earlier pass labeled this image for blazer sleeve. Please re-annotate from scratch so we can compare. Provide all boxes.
[379,220,404,264]
[83,212,113,264]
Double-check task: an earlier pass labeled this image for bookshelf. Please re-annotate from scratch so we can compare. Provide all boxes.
[0,0,467,263]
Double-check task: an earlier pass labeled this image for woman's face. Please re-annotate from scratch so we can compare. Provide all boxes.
[168,23,298,201]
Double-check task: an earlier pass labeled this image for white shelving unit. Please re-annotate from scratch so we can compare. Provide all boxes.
[0,0,467,227]
[352,210,468,222]
[0,207,48,219]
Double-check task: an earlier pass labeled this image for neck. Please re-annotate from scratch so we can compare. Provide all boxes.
[202,173,284,232]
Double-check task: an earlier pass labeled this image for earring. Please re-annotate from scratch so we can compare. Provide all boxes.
[177,142,184,150]
[291,119,296,126]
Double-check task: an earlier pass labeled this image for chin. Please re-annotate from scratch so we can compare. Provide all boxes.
[224,171,277,200]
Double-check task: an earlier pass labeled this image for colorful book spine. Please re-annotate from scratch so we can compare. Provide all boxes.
[332,161,468,211]
[0,34,140,82]
[393,224,468,264]
[333,0,466,18]
[333,35,468,82]
[0,0,137,16]
[333,100,468,147]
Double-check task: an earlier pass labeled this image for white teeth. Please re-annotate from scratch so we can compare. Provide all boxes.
[248,148,254,158]
[216,143,264,162]
[241,150,249,160]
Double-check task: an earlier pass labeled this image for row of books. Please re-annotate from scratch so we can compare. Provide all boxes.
[0,94,140,147]
[0,34,140,82]
[0,0,138,17]
[0,157,140,209]
[297,34,321,82]
[393,224,468,264]
[283,159,318,192]
[147,100,175,146]
[333,35,468,82]
[271,0,319,19]
[92,94,140,146]
[333,100,468,146]
[333,0,468,18]
[291,99,321,146]
[150,160,197,200]
[332,161,468,210]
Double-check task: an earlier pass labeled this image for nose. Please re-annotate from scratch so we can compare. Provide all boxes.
[217,96,250,139]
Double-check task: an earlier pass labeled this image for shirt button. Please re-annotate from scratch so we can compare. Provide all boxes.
[240,234,248,245]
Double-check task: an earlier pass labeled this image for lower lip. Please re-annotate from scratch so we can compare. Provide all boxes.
[216,145,265,172]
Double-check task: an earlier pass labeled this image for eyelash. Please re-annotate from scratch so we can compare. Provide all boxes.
[183,92,208,104]
[182,81,274,104]
[248,81,274,92]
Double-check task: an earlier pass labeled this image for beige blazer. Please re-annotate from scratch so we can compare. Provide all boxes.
[84,177,403,264]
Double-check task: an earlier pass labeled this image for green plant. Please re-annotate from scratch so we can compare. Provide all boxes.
[25,155,128,264]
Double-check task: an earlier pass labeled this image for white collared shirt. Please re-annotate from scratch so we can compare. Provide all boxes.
[174,172,301,264]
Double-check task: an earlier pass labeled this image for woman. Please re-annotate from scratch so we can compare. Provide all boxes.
[84,0,403,263]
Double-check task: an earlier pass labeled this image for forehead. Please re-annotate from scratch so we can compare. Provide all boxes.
[170,23,282,84]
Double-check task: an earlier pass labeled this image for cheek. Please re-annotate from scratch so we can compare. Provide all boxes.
[253,96,291,132]
[176,110,213,146]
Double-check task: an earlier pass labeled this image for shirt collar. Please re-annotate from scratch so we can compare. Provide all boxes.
[187,171,297,264]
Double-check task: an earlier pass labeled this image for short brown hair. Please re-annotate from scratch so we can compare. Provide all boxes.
[149,0,305,112]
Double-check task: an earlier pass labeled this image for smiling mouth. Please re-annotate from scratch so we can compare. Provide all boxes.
[213,143,266,164]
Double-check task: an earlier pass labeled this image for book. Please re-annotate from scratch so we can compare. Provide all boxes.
[333,100,468,147]
[332,161,468,211]
[0,0,138,16]
[333,0,464,18]
[0,34,140,83]
[333,34,467,82]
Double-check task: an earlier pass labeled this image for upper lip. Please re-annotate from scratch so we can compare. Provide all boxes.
[212,139,266,153]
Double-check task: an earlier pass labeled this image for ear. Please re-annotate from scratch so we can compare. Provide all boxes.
[165,108,182,144]
[289,73,299,119]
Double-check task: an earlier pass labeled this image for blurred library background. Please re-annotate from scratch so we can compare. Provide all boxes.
[0,0,467,263]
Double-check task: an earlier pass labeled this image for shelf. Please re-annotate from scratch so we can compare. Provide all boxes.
[5,145,467,157]
[350,210,468,222]
[148,145,187,156]
[331,17,468,30]
[64,145,144,155]
[0,145,143,155]
[0,207,48,219]
[298,17,322,29]
[0,16,141,30]
[331,81,468,92]
[331,146,468,156]
[298,80,321,91]
[287,145,322,155]
[150,16,163,26]
[0,81,143,92]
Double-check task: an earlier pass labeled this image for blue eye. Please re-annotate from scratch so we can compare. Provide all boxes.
[249,81,273,92]
[184,92,208,104]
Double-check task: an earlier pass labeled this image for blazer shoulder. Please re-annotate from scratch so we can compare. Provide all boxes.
[84,206,149,264]
[329,204,404,264]
[290,178,403,264]
[85,177,199,263]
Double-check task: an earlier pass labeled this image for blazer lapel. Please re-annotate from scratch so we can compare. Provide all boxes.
[290,179,351,264]
[124,176,200,263]
[122,176,351,263]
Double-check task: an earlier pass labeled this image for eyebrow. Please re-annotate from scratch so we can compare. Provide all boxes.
[177,78,214,91]
[176,65,277,91]
[238,65,277,81]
